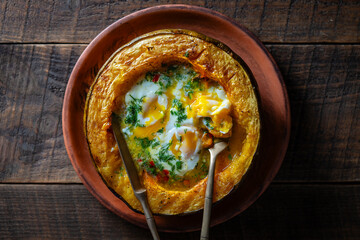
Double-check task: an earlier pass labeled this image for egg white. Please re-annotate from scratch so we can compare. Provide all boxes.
[122,65,231,177]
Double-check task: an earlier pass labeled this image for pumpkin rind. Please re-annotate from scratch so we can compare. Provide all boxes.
[85,29,260,215]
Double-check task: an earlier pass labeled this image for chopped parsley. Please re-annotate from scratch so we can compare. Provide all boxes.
[176,161,183,170]
[114,167,124,177]
[145,71,172,95]
[184,51,189,57]
[141,160,157,175]
[122,64,217,182]
[144,70,172,95]
[158,141,176,164]
[145,72,155,82]
[134,137,160,149]
[124,95,144,127]
[155,74,171,95]
[133,138,182,178]
[203,117,214,130]
[152,140,160,148]
[169,171,181,181]
[184,77,203,99]
[171,99,187,127]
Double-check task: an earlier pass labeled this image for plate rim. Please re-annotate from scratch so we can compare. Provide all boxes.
[62,4,291,233]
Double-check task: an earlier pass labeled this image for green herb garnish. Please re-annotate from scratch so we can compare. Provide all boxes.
[158,141,176,164]
[176,161,183,170]
[203,117,214,130]
[124,95,144,127]
[184,51,189,57]
[171,99,187,127]
[134,137,159,149]
[184,77,202,99]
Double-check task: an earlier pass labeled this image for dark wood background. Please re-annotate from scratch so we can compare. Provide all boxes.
[0,0,359,239]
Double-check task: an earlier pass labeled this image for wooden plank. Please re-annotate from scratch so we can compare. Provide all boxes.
[0,44,359,183]
[0,184,359,239]
[268,45,360,182]
[0,0,359,43]
[0,44,85,183]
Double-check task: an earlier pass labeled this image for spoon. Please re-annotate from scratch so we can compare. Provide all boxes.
[200,141,228,240]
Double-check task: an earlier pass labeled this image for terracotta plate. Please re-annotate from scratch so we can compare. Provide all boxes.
[62,5,290,232]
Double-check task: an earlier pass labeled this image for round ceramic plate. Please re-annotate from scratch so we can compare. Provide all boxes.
[63,5,290,232]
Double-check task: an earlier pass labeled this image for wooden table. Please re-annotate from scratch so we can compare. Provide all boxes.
[0,1,359,239]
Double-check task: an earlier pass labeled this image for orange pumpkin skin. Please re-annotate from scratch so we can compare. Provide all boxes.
[85,30,260,215]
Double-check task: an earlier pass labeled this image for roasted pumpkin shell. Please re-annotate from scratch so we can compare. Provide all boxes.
[84,29,260,215]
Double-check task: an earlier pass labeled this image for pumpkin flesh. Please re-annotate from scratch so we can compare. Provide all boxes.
[85,30,260,215]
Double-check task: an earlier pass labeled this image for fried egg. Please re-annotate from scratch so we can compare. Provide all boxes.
[120,64,232,180]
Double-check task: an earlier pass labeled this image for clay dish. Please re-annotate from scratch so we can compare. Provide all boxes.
[62,4,290,232]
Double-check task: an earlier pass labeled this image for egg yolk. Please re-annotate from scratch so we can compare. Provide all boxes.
[132,96,168,138]
[120,64,232,183]
[189,95,232,134]
[179,130,199,159]
[170,130,199,158]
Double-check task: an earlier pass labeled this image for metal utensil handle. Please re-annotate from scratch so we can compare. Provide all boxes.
[200,152,216,239]
[111,114,160,240]
[137,192,160,240]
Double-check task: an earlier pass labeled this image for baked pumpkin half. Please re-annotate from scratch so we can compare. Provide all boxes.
[84,29,260,215]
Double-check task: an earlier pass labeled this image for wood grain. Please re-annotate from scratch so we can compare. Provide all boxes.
[0,44,359,183]
[0,0,359,43]
[270,45,360,182]
[0,44,85,183]
[1,1,358,239]
[0,184,359,239]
